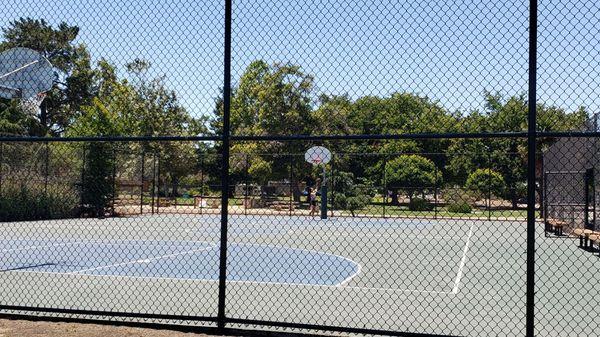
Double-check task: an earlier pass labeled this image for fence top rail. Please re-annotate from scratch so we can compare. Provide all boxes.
[0,132,530,143]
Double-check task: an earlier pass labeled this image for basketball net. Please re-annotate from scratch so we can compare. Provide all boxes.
[310,157,323,166]
[19,92,46,115]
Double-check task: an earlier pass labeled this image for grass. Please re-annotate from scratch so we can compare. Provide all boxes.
[127,193,534,219]
[338,204,532,219]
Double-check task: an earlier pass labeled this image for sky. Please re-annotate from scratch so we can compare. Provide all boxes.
[2,0,599,119]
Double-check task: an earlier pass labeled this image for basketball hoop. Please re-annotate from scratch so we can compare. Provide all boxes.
[305,146,332,166]
[0,47,54,114]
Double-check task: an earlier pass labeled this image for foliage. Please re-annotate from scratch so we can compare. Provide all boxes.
[248,157,272,185]
[409,197,433,211]
[0,18,592,214]
[441,188,476,205]
[1,18,95,135]
[0,183,78,221]
[80,142,115,217]
[465,168,506,199]
[332,171,374,217]
[446,92,586,208]
[447,201,472,214]
[385,155,441,203]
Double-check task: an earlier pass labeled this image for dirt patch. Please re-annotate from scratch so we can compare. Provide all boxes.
[0,319,210,337]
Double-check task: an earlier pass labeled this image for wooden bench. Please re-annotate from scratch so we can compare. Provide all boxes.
[157,199,173,207]
[572,228,596,248]
[588,234,600,254]
[545,219,568,236]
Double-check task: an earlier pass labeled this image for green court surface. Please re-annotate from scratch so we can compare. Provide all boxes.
[0,215,597,336]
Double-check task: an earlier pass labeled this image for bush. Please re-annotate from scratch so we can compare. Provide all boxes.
[0,184,78,222]
[81,142,115,217]
[441,187,476,205]
[332,171,374,217]
[408,197,433,211]
[447,201,472,214]
[465,168,506,199]
[385,155,441,204]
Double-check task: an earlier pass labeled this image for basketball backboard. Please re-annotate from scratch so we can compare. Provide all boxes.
[305,146,332,165]
[0,47,54,100]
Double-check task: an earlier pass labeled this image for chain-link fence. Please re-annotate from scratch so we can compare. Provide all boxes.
[1,0,599,336]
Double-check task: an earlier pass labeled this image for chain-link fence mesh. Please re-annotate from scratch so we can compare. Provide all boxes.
[0,0,599,336]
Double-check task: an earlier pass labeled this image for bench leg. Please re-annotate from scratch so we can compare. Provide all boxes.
[584,236,590,250]
[580,235,584,248]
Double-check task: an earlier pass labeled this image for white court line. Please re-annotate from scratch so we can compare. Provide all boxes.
[452,222,475,294]
[1,239,454,295]
[335,260,362,287]
[8,269,452,294]
[1,241,85,253]
[68,245,215,274]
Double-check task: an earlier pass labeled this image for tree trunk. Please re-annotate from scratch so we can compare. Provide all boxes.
[510,186,518,209]
[390,190,399,205]
[292,180,302,202]
[171,176,179,197]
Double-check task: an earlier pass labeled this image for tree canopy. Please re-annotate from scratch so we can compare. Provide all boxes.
[0,17,591,208]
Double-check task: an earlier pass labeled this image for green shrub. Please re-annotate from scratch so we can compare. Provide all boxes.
[408,197,433,211]
[447,201,472,214]
[441,188,476,204]
[81,142,115,217]
[465,168,506,199]
[0,184,78,222]
[385,155,441,204]
[332,171,374,217]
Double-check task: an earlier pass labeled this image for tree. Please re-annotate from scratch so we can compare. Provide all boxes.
[115,58,204,197]
[465,168,506,200]
[212,60,315,199]
[71,99,122,217]
[318,92,457,185]
[385,155,441,205]
[332,171,373,217]
[1,18,96,135]
[447,92,586,208]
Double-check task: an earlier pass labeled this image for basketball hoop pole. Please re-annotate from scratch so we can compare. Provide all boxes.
[304,146,332,220]
[320,165,327,219]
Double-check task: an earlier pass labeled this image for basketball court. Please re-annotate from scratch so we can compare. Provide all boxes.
[0,214,595,336]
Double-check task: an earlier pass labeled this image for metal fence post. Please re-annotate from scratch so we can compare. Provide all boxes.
[245,153,249,215]
[526,0,538,335]
[156,151,161,214]
[383,154,387,218]
[329,154,334,218]
[199,154,204,215]
[44,141,49,196]
[540,152,544,220]
[112,146,117,216]
[289,154,294,216]
[543,171,548,236]
[434,157,438,220]
[151,151,156,214]
[488,148,492,221]
[592,168,596,230]
[585,169,590,229]
[218,0,232,330]
[140,150,145,215]
[81,146,87,213]
[0,142,2,194]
